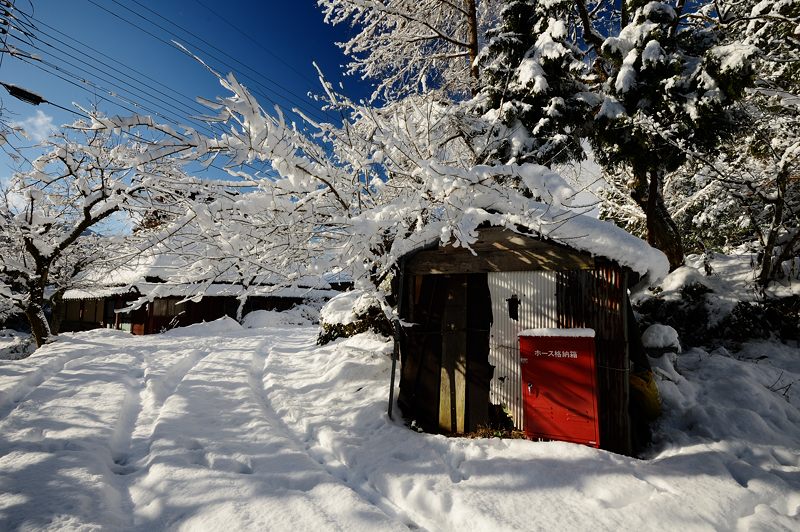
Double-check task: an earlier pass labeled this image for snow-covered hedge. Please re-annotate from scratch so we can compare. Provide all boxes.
[317,290,393,345]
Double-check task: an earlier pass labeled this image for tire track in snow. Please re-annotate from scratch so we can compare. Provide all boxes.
[0,340,117,421]
[108,362,146,472]
[123,332,404,531]
[104,341,216,529]
[251,329,421,530]
[0,344,145,531]
[109,346,211,472]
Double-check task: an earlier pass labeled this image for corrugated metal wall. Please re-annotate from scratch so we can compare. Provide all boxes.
[488,271,557,429]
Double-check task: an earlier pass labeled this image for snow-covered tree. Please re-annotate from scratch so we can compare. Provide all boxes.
[472,0,591,169]
[86,71,606,314]
[662,0,800,286]
[669,96,799,287]
[589,1,756,270]
[318,0,501,100]
[0,124,199,346]
[736,0,799,92]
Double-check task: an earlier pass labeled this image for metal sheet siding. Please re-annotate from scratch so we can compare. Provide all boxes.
[488,271,557,429]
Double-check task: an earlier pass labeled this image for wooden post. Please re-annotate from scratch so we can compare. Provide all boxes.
[621,270,632,454]
[440,275,467,433]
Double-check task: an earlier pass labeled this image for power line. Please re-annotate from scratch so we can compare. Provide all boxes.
[192,0,322,90]
[10,51,140,116]
[1,2,285,180]
[8,15,225,137]
[0,82,276,181]
[85,0,332,124]
[7,44,281,179]
[15,14,228,133]
[121,0,335,123]
[8,37,220,136]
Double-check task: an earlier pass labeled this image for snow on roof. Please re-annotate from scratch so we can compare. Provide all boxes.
[536,203,669,282]
[399,201,669,283]
[62,283,340,301]
[70,233,342,299]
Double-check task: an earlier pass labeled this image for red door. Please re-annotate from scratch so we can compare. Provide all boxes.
[520,332,599,447]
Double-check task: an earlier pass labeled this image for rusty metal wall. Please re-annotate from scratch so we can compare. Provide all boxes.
[488,271,557,429]
[556,263,630,454]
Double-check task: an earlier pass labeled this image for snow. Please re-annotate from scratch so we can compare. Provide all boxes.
[519,328,595,338]
[634,252,800,326]
[642,324,681,352]
[641,39,664,66]
[0,315,797,530]
[709,43,758,74]
[62,283,339,303]
[595,96,626,120]
[615,49,639,93]
[319,290,380,326]
[0,330,33,361]
[242,305,320,329]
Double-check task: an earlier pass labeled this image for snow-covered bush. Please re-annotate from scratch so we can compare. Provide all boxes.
[242,303,321,329]
[317,290,393,345]
[0,330,35,360]
[636,253,800,347]
[642,324,681,354]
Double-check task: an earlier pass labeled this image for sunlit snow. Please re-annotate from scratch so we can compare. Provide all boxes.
[0,307,797,530]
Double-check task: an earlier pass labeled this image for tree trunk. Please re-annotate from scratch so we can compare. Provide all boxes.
[25,303,52,347]
[50,291,65,335]
[758,168,788,287]
[631,168,685,271]
[465,0,479,81]
[24,258,55,347]
[621,2,629,29]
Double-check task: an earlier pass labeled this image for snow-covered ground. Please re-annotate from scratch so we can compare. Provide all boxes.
[0,314,798,530]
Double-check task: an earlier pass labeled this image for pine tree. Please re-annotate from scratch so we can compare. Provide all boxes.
[589,1,755,270]
[474,0,590,168]
[663,0,800,285]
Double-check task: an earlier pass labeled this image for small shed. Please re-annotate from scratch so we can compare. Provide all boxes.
[395,225,665,455]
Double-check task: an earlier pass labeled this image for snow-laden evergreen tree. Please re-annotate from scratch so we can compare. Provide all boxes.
[318,0,502,101]
[740,0,799,93]
[662,0,800,286]
[472,0,591,170]
[590,0,756,270]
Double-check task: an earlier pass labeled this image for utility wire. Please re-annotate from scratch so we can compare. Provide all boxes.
[8,16,255,141]
[8,43,279,179]
[10,52,140,116]
[7,37,221,137]
[0,0,20,71]
[4,3,282,179]
[9,13,222,135]
[15,14,229,134]
[85,0,331,124]
[121,0,335,123]
[191,0,322,89]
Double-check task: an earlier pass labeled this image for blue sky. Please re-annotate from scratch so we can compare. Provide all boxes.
[0,0,368,159]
